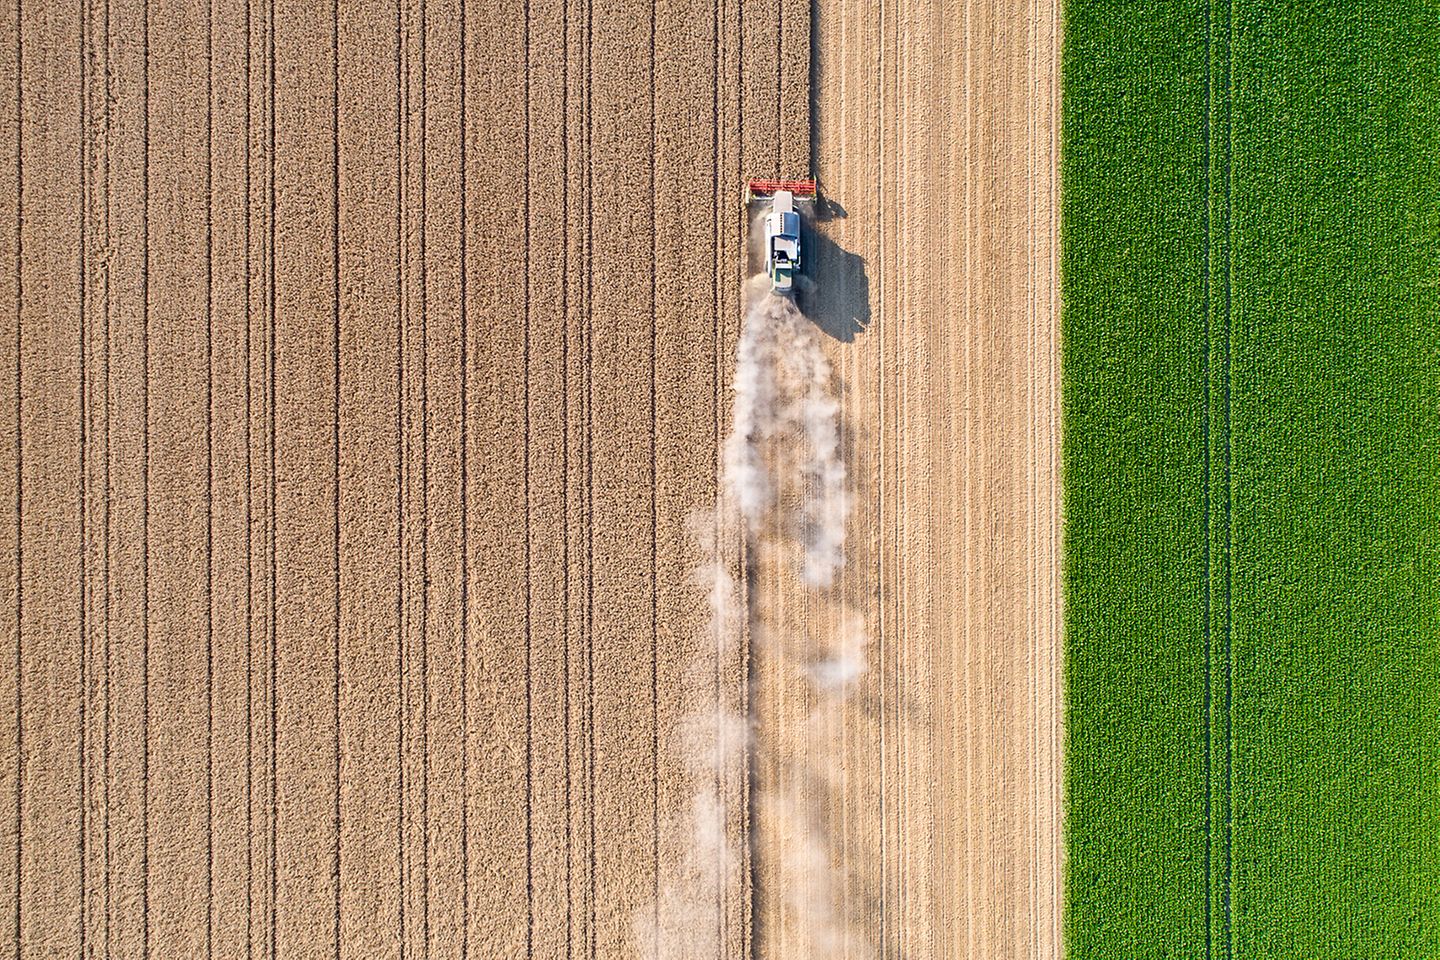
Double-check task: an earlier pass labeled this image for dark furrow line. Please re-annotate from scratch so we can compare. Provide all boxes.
[394,0,406,951]
[736,0,751,948]
[102,0,114,946]
[418,0,430,948]
[401,5,412,943]
[647,0,659,938]
[79,0,90,947]
[242,0,253,945]
[141,0,151,946]
[560,0,572,953]
[266,0,278,946]
[1203,0,1238,951]
[522,0,534,945]
[11,0,20,945]
[330,0,342,950]
[205,0,216,948]
[583,0,596,948]
[458,1,469,954]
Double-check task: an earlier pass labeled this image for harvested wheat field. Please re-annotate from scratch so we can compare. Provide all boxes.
[1,0,1058,955]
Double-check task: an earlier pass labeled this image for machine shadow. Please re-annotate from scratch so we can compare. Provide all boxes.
[800,217,871,343]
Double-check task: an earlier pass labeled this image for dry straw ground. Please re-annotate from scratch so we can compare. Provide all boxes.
[2,0,1057,955]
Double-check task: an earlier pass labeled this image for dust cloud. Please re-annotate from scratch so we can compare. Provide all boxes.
[636,277,872,959]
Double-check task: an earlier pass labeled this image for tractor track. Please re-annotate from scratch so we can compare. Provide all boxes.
[1203,0,1235,950]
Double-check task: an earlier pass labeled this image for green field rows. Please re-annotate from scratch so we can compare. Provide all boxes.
[1062,1,1440,955]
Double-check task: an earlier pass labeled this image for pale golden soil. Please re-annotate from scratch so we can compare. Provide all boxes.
[0,0,1056,955]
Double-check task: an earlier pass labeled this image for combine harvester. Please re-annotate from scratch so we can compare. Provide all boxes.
[747,178,816,294]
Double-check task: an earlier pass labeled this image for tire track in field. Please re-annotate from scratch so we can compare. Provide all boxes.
[1203,0,1235,953]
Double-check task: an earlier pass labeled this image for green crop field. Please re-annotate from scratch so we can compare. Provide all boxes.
[1062,0,1440,956]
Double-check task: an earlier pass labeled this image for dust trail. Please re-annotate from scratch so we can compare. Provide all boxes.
[725,278,850,587]
[639,277,868,959]
[634,515,749,960]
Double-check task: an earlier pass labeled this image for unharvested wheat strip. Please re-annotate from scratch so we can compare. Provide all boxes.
[418,0,467,952]
[739,0,780,175]
[522,0,573,945]
[16,1,84,954]
[587,0,662,947]
[144,0,213,949]
[562,0,591,946]
[0,0,19,937]
[270,0,339,952]
[101,0,149,949]
[777,0,809,176]
[464,0,529,951]
[335,1,403,954]
[79,5,112,945]
[712,3,750,950]
[646,0,728,948]
[397,4,423,951]
[397,2,428,953]
[206,0,256,945]
[242,0,279,948]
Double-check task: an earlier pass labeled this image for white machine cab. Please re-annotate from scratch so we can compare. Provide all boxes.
[764,190,802,294]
